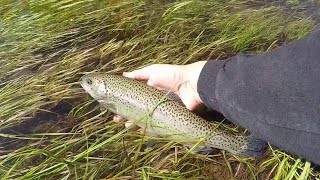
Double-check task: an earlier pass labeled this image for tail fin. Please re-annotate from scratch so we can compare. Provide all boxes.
[239,135,267,157]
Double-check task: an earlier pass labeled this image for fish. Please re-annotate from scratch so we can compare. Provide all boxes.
[80,73,266,157]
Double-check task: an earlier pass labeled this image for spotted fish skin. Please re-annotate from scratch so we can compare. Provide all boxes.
[80,73,266,157]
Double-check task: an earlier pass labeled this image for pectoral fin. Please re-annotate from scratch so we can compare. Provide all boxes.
[193,146,219,155]
[98,100,118,113]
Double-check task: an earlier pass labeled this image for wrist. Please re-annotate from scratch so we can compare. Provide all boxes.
[183,61,207,104]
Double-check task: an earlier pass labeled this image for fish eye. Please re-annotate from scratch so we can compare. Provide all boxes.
[86,78,92,85]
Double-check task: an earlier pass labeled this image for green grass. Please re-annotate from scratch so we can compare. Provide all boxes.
[0,0,319,179]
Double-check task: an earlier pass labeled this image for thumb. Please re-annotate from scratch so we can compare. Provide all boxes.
[179,83,199,111]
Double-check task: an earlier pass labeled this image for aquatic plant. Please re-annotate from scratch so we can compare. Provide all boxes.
[0,0,318,179]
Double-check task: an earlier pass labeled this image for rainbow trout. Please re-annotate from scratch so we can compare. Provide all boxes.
[80,73,266,157]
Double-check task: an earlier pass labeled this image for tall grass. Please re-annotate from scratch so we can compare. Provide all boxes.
[0,0,318,179]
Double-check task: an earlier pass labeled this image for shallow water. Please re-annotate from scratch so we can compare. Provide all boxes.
[0,0,319,178]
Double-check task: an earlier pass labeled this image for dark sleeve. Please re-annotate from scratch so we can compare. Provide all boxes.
[197,31,320,164]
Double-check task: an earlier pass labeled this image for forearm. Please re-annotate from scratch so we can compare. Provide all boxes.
[197,31,320,164]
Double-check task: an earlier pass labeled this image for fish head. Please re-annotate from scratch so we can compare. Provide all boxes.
[80,73,109,100]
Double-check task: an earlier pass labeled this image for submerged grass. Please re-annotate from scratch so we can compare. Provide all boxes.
[0,0,319,179]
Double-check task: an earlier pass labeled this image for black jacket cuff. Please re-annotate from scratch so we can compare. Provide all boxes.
[197,60,228,112]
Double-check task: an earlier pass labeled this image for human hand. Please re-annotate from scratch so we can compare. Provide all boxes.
[113,61,207,127]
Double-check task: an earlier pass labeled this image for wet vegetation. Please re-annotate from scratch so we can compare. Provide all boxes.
[0,0,319,179]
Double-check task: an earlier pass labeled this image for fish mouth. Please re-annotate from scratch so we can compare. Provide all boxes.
[79,76,91,93]
[79,76,84,85]
[79,75,90,88]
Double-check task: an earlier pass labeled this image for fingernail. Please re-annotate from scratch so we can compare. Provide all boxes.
[123,72,130,77]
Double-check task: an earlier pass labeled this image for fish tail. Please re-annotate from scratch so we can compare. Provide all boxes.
[239,134,267,157]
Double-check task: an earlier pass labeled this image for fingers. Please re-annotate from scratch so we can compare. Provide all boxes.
[123,65,159,80]
[113,115,124,123]
[124,67,166,90]
[113,115,140,130]
[124,121,140,130]
[125,120,140,131]
[123,71,149,80]
[146,79,165,90]
[124,64,184,93]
